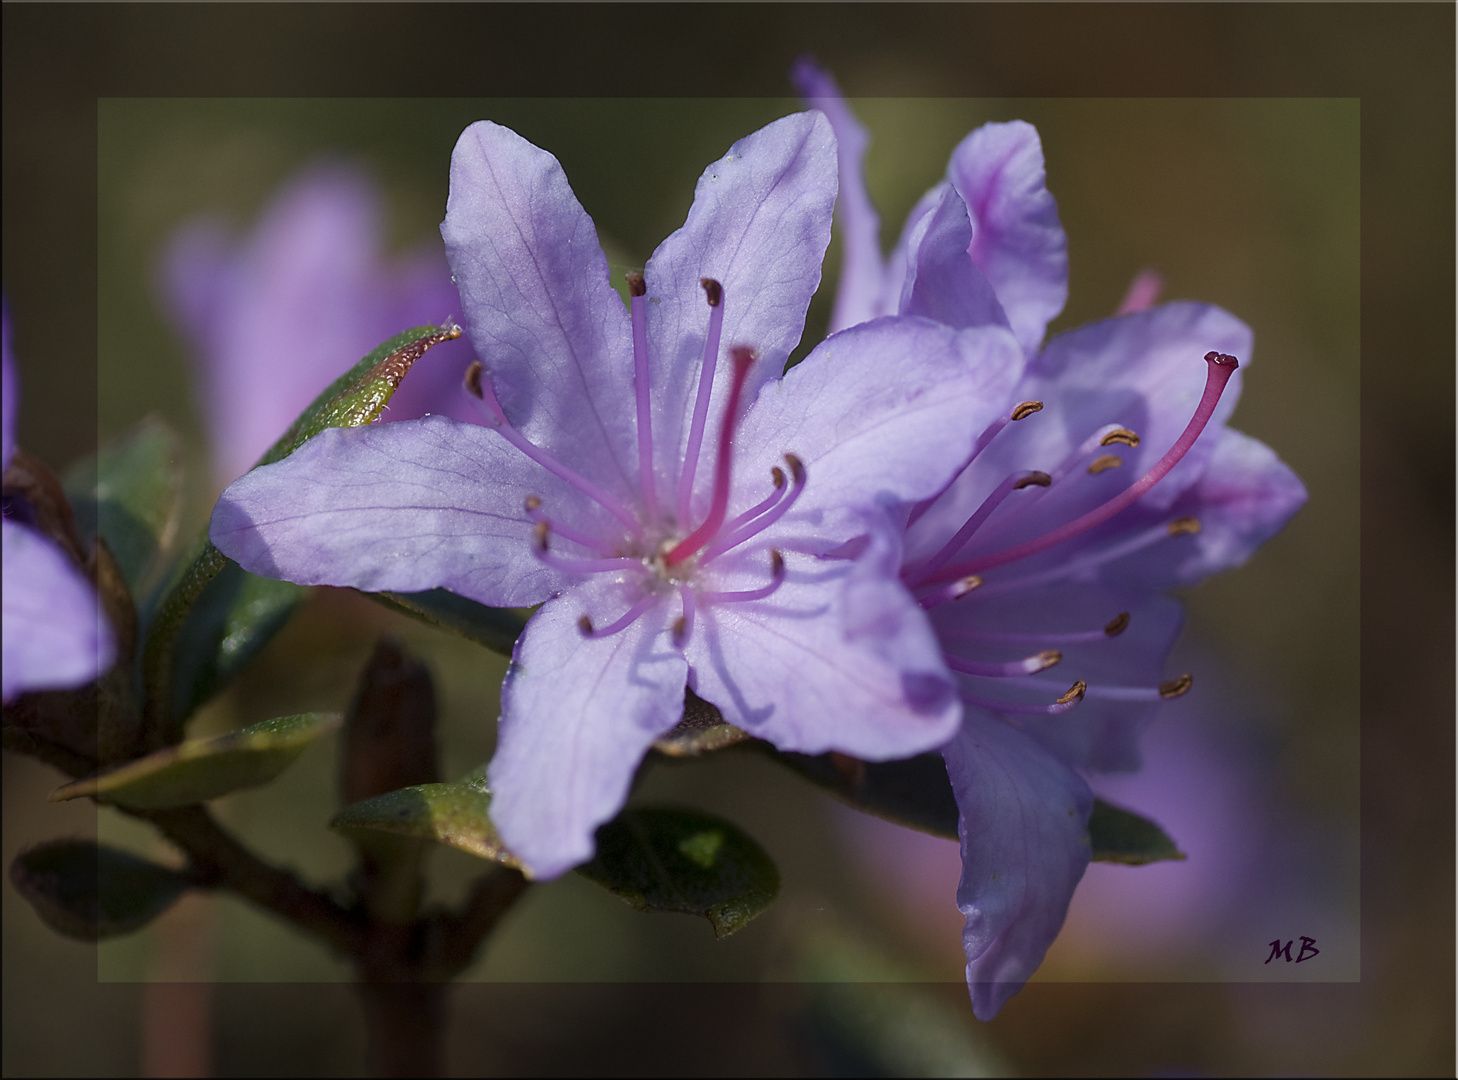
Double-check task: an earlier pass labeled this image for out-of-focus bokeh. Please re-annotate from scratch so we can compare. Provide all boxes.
[3,5,1450,1077]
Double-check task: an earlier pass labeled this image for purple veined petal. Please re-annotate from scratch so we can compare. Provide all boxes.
[441,121,638,502]
[1096,426,1308,590]
[729,317,1025,542]
[208,415,615,607]
[2,299,16,472]
[897,182,1010,333]
[942,709,1093,1021]
[947,121,1069,357]
[489,579,687,879]
[2,518,116,702]
[789,57,887,335]
[685,535,960,761]
[640,111,837,518]
[937,583,1186,773]
[880,183,945,336]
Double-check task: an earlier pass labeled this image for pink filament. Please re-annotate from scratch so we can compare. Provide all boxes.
[524,501,616,556]
[908,469,1049,584]
[957,687,1084,716]
[926,353,1237,584]
[581,592,660,639]
[943,652,1061,677]
[698,551,785,604]
[676,281,727,527]
[700,455,805,561]
[665,347,756,567]
[469,367,642,536]
[630,286,658,519]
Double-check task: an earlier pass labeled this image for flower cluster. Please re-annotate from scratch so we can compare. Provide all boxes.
[207,85,1305,1015]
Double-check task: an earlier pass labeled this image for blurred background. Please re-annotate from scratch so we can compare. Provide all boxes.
[2,5,1450,1077]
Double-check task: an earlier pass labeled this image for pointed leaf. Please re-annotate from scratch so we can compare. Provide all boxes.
[764,747,960,839]
[49,712,340,809]
[369,589,528,657]
[331,766,522,868]
[1089,798,1186,865]
[10,840,190,940]
[168,560,306,719]
[576,805,780,938]
[63,416,183,600]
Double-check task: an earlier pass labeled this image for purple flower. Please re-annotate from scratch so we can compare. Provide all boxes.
[2,303,116,702]
[211,112,1026,878]
[797,60,1307,1018]
[159,162,480,484]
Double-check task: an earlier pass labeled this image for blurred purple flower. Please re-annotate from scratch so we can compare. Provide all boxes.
[797,59,1307,1019]
[158,162,480,484]
[2,303,116,701]
[211,112,1024,878]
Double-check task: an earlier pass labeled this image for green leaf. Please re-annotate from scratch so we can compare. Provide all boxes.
[330,766,522,869]
[577,805,780,938]
[369,589,528,658]
[9,840,190,940]
[764,748,959,839]
[63,416,183,600]
[1089,798,1186,865]
[168,560,306,719]
[49,712,341,810]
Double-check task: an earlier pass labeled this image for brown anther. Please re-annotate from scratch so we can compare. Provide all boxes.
[532,521,550,550]
[1167,516,1201,536]
[784,453,806,486]
[770,550,785,578]
[1104,612,1131,637]
[1159,674,1193,699]
[1014,470,1052,490]
[1087,454,1122,475]
[954,575,983,597]
[770,466,785,489]
[1011,400,1044,421]
[524,495,542,512]
[700,278,723,307]
[672,616,687,644]
[1101,428,1141,448]
[1057,680,1087,706]
[1037,650,1063,670]
[464,360,485,399]
[577,615,594,636]
[1204,351,1239,368]
[626,271,646,298]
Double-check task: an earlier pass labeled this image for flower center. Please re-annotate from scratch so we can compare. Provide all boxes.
[465,275,803,647]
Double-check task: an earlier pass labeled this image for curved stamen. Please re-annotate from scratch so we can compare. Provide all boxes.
[676,279,726,527]
[907,399,1044,528]
[926,352,1239,583]
[907,469,1050,584]
[577,592,660,639]
[627,272,658,519]
[958,680,1087,715]
[716,466,786,539]
[936,612,1131,646]
[674,585,696,648]
[916,574,983,610]
[943,650,1061,677]
[698,550,785,604]
[665,346,757,567]
[972,516,1199,597]
[531,521,641,576]
[466,362,642,536]
[1082,674,1193,702]
[523,496,616,556]
[701,454,806,561]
